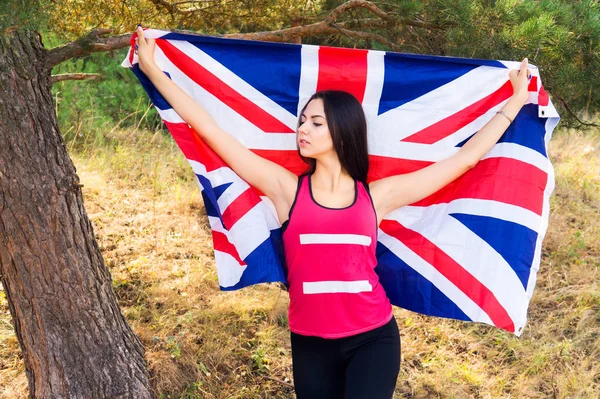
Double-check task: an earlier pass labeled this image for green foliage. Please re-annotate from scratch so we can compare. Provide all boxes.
[0,0,50,32]
[47,0,315,39]
[320,0,600,128]
[250,347,270,371]
[45,0,319,134]
[51,47,162,140]
[41,0,600,130]
[179,382,204,399]
[165,336,182,359]
[439,0,600,128]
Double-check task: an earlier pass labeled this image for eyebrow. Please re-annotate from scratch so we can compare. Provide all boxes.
[300,114,325,119]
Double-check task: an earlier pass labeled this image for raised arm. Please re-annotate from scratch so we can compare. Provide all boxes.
[135,27,297,223]
[369,59,531,224]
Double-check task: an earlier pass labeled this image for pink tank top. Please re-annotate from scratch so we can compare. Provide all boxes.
[282,175,393,338]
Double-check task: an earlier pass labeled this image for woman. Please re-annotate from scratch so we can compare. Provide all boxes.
[135,26,530,399]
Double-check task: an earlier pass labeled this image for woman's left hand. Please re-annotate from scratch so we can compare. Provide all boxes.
[509,58,531,103]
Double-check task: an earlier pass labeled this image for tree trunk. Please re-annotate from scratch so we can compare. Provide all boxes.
[0,31,154,399]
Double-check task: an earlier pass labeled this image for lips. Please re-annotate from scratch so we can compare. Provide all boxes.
[299,139,310,146]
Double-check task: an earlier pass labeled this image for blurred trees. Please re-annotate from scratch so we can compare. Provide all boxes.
[48,0,316,37]
[40,0,599,128]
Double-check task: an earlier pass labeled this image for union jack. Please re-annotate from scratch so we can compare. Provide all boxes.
[123,29,559,336]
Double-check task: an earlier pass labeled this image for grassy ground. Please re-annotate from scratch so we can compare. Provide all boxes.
[1,126,599,398]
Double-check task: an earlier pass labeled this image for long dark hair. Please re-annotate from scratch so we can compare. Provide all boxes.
[297,90,369,183]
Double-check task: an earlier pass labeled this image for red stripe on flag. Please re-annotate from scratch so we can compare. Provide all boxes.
[129,32,138,65]
[164,121,203,163]
[165,123,546,215]
[212,230,246,265]
[527,76,538,92]
[401,81,513,144]
[368,155,434,182]
[380,220,515,332]
[166,122,306,177]
[157,39,294,134]
[316,46,369,103]
[412,157,547,215]
[165,121,306,196]
[221,188,262,229]
[252,149,307,176]
[538,85,549,107]
[193,129,229,172]
[164,121,226,172]
[248,149,308,197]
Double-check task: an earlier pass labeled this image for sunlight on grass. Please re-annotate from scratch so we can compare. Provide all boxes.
[1,125,599,398]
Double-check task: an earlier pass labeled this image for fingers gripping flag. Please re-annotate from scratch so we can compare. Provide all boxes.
[123,29,559,336]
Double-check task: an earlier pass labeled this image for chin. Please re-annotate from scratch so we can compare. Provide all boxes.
[299,148,313,158]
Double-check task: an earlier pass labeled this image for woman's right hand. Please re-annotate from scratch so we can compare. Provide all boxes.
[135,26,157,75]
[131,26,297,224]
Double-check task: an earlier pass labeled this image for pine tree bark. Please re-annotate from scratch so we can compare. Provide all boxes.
[0,31,154,399]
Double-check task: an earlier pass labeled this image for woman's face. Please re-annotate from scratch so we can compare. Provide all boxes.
[297,98,335,159]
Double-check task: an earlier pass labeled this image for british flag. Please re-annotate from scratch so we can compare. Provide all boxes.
[123,29,559,336]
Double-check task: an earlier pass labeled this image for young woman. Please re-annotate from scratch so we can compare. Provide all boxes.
[135,27,531,399]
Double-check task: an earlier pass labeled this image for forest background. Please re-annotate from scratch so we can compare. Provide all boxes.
[0,0,599,398]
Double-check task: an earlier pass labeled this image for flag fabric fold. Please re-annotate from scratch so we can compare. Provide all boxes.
[123,29,559,336]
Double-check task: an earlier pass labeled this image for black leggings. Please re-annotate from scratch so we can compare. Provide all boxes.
[290,317,401,399]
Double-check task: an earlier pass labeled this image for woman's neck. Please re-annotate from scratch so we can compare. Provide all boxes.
[312,158,353,193]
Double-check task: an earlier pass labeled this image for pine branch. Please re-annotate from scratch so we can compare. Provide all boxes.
[150,0,236,15]
[43,1,431,67]
[172,0,211,5]
[146,0,445,29]
[553,94,599,128]
[262,375,294,388]
[227,18,388,42]
[2,22,27,35]
[334,26,404,51]
[45,29,131,69]
[148,0,174,13]
[174,0,214,15]
[50,73,99,84]
[325,0,433,28]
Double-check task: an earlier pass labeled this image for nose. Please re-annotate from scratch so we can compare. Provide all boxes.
[298,121,309,135]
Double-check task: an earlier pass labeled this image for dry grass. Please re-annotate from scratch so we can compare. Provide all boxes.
[1,126,599,398]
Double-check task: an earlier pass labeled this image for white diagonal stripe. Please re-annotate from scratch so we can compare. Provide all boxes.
[303,280,373,294]
[430,103,504,148]
[157,107,185,124]
[153,45,298,150]
[370,66,509,142]
[393,200,541,234]
[378,230,495,326]
[386,208,527,327]
[214,250,247,288]
[527,117,557,304]
[482,142,549,173]
[168,40,298,130]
